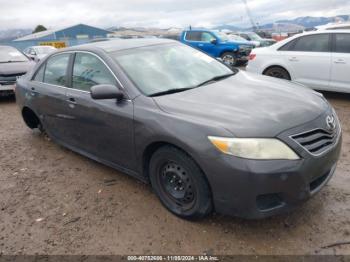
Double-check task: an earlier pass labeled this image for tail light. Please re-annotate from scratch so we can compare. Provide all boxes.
[249,53,256,60]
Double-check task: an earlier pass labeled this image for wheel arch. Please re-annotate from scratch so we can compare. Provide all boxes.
[21,106,41,129]
[262,65,292,80]
[142,141,212,192]
[219,49,238,58]
[142,141,191,180]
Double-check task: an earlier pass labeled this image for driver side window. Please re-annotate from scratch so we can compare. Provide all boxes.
[72,53,116,92]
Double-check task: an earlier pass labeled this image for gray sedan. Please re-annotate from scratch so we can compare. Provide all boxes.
[15,39,342,219]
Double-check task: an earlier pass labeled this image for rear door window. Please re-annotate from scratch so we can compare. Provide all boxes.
[278,39,298,51]
[185,32,202,41]
[44,53,70,86]
[291,34,330,52]
[334,34,350,53]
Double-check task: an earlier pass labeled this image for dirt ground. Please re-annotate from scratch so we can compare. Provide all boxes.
[0,92,349,256]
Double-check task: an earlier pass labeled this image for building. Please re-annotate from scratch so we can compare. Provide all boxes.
[10,24,113,50]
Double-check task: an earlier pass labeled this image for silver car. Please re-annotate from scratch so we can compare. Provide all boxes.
[23,46,57,62]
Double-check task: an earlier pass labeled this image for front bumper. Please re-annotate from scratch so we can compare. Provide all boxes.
[0,84,15,95]
[236,48,253,62]
[199,112,342,219]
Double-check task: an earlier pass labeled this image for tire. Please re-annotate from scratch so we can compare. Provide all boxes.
[220,52,237,67]
[264,67,291,80]
[22,108,44,133]
[149,146,212,220]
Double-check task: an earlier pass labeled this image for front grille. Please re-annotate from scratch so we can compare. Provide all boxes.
[0,72,26,78]
[291,128,338,156]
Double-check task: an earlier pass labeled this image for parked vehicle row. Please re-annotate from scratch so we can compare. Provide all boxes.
[247,30,350,93]
[235,32,276,47]
[226,34,259,48]
[16,39,341,219]
[180,29,254,66]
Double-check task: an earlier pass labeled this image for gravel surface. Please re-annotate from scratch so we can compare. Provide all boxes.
[0,92,349,255]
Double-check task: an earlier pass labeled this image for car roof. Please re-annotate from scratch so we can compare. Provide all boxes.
[184,29,210,32]
[65,38,177,53]
[268,29,350,49]
[304,29,350,34]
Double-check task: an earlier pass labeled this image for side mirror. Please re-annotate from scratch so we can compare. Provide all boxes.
[210,39,217,45]
[30,51,36,56]
[90,84,124,101]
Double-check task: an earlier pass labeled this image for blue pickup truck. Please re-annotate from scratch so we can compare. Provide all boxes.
[180,29,254,67]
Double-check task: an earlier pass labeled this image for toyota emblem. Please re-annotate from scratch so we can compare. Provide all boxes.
[326,115,336,131]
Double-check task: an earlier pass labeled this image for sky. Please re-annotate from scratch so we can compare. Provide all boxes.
[0,0,350,30]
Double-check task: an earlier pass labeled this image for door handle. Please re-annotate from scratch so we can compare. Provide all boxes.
[198,44,204,47]
[288,57,299,62]
[30,87,36,96]
[334,59,346,64]
[67,97,77,104]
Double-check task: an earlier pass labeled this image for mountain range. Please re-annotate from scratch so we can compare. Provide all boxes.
[0,29,32,42]
[214,15,350,31]
[1,14,349,41]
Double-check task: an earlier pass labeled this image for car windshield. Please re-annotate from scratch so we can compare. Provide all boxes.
[111,43,234,96]
[35,46,56,54]
[0,46,29,63]
[247,32,262,41]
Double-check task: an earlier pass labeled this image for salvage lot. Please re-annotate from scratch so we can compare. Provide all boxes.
[0,92,350,255]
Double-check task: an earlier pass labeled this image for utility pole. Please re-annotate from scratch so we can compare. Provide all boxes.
[241,0,258,31]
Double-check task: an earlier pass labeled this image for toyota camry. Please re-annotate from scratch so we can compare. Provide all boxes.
[15,39,342,219]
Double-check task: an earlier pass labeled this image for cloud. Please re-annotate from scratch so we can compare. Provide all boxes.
[0,0,349,30]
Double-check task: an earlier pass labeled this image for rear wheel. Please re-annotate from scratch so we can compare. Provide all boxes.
[149,146,212,220]
[221,52,237,67]
[264,67,291,80]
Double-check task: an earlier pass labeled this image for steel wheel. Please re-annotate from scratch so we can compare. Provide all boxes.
[159,161,196,210]
[149,146,212,219]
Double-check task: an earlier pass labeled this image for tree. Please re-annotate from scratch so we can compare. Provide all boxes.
[33,25,47,34]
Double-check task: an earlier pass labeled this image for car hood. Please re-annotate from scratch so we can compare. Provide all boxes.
[153,71,329,137]
[225,40,255,47]
[0,61,35,75]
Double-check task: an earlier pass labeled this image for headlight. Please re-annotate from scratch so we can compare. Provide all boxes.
[208,137,299,160]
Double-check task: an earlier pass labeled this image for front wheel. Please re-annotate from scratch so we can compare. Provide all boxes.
[149,146,212,220]
[221,52,237,67]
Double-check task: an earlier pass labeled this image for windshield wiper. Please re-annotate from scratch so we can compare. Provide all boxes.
[196,73,235,87]
[149,87,195,97]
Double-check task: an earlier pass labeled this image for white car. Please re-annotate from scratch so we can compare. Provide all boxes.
[23,46,57,62]
[246,30,350,93]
